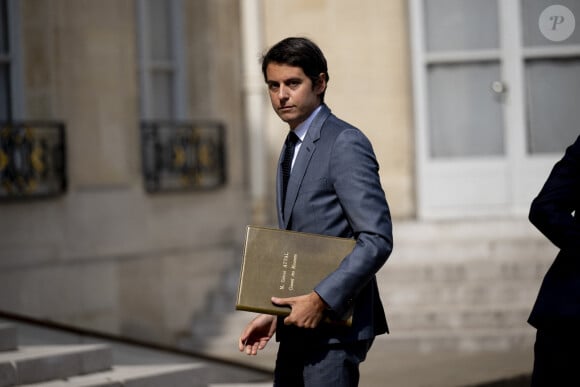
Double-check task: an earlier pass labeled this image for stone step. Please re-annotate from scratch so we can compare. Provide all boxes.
[391,220,556,264]
[382,326,536,353]
[377,258,551,283]
[392,219,542,244]
[19,363,206,387]
[380,279,540,307]
[386,305,532,331]
[0,325,17,352]
[0,344,112,386]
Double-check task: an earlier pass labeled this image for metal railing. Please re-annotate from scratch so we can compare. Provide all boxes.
[141,121,226,193]
[0,121,67,199]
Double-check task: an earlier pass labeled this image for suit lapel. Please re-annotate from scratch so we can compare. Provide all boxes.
[282,105,331,228]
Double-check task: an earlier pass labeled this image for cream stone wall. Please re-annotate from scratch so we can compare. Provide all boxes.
[0,0,248,345]
[23,0,139,186]
[262,0,415,219]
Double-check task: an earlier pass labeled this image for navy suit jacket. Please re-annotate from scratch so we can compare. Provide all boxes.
[528,135,580,330]
[275,104,393,344]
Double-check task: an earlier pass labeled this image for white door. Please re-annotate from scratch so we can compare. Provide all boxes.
[410,0,580,219]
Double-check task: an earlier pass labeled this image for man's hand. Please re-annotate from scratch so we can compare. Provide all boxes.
[238,314,277,356]
[272,291,327,328]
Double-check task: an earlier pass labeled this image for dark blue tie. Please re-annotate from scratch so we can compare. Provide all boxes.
[282,131,299,205]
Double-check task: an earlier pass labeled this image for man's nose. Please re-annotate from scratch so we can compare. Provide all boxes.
[277,85,289,99]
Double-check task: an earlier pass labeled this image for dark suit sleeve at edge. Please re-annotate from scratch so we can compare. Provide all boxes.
[529,135,580,251]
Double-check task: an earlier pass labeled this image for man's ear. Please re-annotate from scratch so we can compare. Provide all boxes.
[315,73,327,95]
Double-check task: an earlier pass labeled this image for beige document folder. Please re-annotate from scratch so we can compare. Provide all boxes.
[236,225,355,324]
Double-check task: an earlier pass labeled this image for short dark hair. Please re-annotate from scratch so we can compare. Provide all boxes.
[261,37,329,102]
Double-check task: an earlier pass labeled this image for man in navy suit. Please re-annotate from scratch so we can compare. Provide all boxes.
[238,37,393,387]
[528,135,580,386]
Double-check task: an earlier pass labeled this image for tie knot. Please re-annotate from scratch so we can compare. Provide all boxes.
[286,131,299,146]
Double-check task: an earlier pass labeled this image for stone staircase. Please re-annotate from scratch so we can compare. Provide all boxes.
[377,218,556,352]
[184,249,244,350]
[0,323,207,386]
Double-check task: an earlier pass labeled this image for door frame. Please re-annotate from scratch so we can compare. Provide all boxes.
[409,0,560,219]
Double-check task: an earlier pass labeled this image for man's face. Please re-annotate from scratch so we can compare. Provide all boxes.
[265,63,326,130]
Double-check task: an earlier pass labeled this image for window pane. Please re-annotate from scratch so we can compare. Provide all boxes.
[428,62,504,158]
[521,0,580,47]
[151,70,174,120]
[424,0,499,52]
[525,58,580,154]
[145,0,172,61]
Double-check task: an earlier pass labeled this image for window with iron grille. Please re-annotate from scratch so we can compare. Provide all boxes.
[136,0,226,192]
[0,2,66,199]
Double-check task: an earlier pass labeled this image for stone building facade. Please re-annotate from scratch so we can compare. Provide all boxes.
[0,0,249,345]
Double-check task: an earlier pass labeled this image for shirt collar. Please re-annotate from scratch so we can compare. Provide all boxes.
[292,104,323,142]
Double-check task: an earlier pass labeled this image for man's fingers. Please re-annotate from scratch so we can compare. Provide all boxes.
[271,296,292,306]
[251,341,260,355]
[240,337,269,355]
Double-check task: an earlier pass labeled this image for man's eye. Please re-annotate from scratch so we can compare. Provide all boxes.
[269,84,279,91]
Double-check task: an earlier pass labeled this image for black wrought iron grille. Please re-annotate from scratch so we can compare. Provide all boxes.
[141,121,226,192]
[0,122,67,199]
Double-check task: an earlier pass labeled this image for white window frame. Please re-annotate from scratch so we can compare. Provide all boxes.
[409,0,578,219]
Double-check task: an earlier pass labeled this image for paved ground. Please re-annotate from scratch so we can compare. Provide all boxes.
[202,332,534,387]
[1,314,534,387]
[359,338,533,387]
[4,314,535,386]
